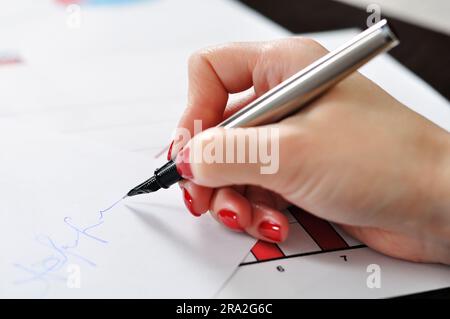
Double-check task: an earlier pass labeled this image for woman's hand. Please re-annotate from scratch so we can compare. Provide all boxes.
[169,38,450,264]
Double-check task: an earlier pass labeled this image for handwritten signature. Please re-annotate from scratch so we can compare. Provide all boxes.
[13,197,124,296]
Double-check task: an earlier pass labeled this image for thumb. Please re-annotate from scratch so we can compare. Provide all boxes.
[175,126,297,191]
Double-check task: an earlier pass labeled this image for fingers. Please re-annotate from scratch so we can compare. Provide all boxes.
[180,179,290,243]
[179,180,213,217]
[209,186,289,243]
[209,187,252,232]
[246,202,289,243]
[170,42,263,158]
[244,187,289,242]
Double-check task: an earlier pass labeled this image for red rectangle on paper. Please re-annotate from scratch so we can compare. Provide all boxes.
[251,240,284,261]
[289,206,348,251]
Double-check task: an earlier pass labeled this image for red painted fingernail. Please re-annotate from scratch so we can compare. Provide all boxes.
[167,140,174,160]
[258,221,282,242]
[218,209,244,231]
[176,146,193,179]
[183,187,200,217]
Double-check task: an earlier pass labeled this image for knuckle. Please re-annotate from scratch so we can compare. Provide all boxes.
[266,36,324,54]
[290,36,325,52]
[293,36,319,47]
[188,47,215,70]
[282,36,329,61]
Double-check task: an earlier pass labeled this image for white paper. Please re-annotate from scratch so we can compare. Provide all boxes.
[218,247,450,298]
[0,120,254,298]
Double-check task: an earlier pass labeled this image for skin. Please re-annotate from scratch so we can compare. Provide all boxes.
[169,38,450,264]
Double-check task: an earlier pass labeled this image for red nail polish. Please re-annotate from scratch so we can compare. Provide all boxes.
[218,209,243,231]
[258,221,282,242]
[183,187,200,217]
[167,140,174,161]
[176,147,193,179]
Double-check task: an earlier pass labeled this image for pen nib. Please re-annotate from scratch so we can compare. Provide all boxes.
[126,175,161,197]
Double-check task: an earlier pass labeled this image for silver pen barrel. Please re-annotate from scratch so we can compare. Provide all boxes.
[219,19,399,129]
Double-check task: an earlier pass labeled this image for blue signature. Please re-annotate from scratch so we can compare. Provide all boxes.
[12,196,124,296]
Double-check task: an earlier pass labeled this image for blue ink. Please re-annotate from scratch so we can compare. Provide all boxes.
[13,235,67,285]
[99,196,124,220]
[63,217,107,244]
[13,196,125,294]
[63,250,97,267]
[36,234,69,266]
[13,263,52,297]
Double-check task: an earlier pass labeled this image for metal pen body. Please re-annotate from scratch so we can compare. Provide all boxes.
[219,19,399,129]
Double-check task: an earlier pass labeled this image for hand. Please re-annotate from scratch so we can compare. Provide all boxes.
[169,38,450,264]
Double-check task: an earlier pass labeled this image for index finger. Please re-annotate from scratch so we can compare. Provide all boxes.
[170,42,262,157]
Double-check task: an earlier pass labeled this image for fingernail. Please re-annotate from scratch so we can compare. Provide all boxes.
[258,221,282,242]
[167,140,174,160]
[176,146,193,179]
[183,187,200,217]
[218,209,244,231]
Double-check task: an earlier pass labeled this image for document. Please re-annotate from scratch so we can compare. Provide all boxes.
[0,120,254,298]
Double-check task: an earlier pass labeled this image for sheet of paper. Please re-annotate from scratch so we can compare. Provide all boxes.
[0,0,289,151]
[218,209,450,298]
[0,120,254,298]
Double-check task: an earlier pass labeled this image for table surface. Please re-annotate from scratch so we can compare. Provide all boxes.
[237,0,450,299]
